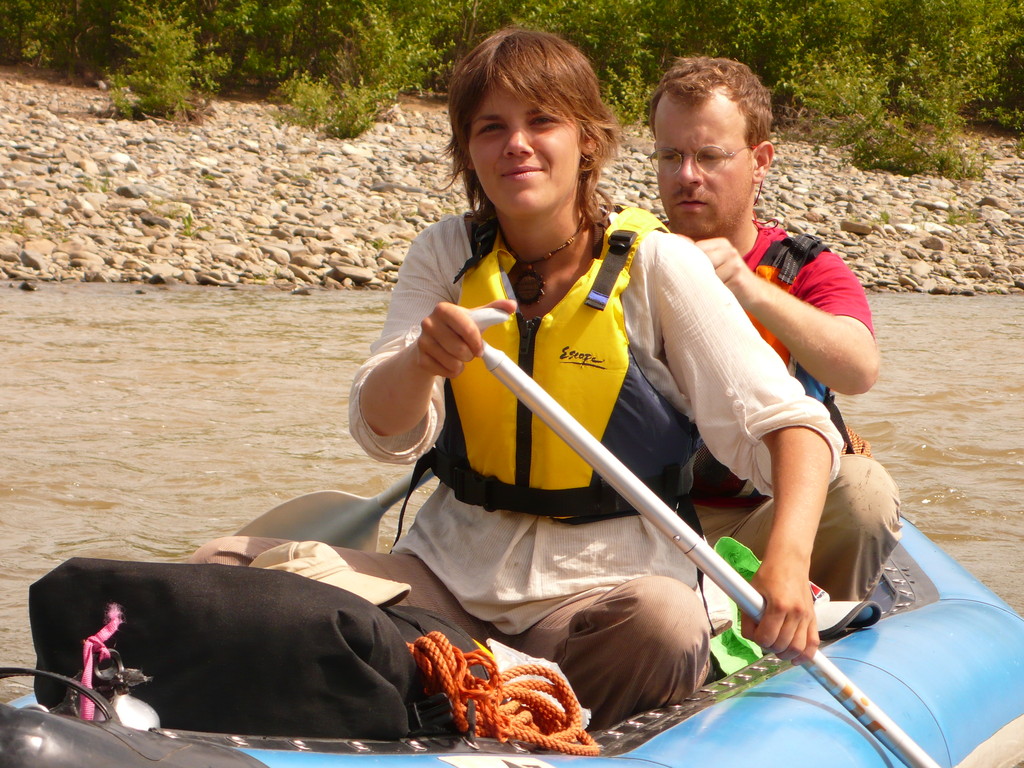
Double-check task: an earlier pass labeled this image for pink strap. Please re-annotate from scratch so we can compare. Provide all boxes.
[80,604,124,720]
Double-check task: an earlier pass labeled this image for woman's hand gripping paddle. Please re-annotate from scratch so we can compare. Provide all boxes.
[469,307,941,768]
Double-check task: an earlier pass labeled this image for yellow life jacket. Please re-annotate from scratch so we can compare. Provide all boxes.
[430,208,698,522]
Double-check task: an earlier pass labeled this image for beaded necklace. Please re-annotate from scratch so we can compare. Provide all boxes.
[504,220,585,304]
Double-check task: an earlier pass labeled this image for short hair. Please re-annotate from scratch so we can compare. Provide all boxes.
[649,57,772,146]
[446,28,620,224]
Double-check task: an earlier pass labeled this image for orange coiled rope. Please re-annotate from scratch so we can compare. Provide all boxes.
[408,631,599,756]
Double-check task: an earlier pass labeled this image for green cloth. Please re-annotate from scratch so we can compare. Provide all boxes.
[708,537,765,676]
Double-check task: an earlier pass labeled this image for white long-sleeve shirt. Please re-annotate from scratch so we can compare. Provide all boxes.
[350,212,841,634]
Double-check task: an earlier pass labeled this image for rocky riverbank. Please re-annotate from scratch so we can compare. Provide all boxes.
[2,69,1023,295]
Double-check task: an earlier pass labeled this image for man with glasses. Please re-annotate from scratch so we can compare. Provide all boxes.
[648,57,902,610]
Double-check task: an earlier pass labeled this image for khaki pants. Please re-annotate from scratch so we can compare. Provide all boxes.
[190,539,710,729]
[697,454,903,601]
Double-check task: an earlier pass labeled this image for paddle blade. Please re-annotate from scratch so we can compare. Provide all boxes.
[235,471,425,552]
[236,490,383,551]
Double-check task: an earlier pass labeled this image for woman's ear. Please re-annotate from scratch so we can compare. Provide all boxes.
[581,131,598,157]
[579,134,598,171]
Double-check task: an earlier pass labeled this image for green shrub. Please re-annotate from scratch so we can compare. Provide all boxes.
[326,84,388,138]
[109,11,224,121]
[276,0,444,139]
[277,73,338,130]
[602,57,656,125]
[341,1,444,93]
[975,2,1024,133]
[788,44,986,178]
[0,0,46,63]
[844,118,985,179]
[278,73,388,139]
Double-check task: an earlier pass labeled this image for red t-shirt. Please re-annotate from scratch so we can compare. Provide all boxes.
[747,225,874,335]
[693,225,874,507]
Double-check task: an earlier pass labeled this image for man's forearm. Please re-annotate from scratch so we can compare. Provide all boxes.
[742,426,831,661]
[760,426,831,568]
[737,277,879,394]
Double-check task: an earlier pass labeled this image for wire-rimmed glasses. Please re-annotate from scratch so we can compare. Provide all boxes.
[647,145,756,175]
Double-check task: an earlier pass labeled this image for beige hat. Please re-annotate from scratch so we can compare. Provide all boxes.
[250,541,410,607]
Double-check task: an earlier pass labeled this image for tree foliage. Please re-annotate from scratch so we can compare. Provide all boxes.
[2,0,1021,175]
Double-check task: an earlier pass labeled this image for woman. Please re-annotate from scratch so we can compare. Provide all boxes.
[196,28,841,729]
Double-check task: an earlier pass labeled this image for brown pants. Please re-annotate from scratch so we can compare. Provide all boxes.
[697,453,902,601]
[189,538,710,729]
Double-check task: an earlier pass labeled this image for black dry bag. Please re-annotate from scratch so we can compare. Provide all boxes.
[29,557,424,739]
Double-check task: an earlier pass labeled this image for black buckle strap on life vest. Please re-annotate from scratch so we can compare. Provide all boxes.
[585,229,637,310]
[760,233,828,285]
[823,389,856,455]
[431,448,617,517]
[675,492,703,540]
[658,460,702,536]
[391,451,436,548]
[558,461,701,526]
[453,217,500,284]
[432,448,695,524]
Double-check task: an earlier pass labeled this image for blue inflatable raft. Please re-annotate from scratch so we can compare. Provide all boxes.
[3,518,1023,768]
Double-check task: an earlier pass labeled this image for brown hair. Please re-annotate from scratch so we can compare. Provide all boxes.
[649,57,772,146]
[446,28,619,224]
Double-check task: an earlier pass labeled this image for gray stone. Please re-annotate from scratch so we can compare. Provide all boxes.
[979,196,1008,210]
[19,248,53,271]
[69,252,105,269]
[258,244,291,265]
[140,212,173,229]
[116,184,149,199]
[328,264,376,284]
[208,242,247,259]
[286,264,315,283]
[897,274,920,289]
[914,198,950,211]
[147,262,181,279]
[909,261,932,277]
[290,252,324,269]
[23,239,56,255]
[840,220,874,236]
[923,222,954,236]
[22,205,55,219]
[378,248,406,266]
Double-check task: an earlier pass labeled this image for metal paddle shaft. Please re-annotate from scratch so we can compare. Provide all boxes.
[470,307,941,768]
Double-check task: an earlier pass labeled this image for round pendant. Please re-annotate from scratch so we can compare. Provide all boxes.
[513,270,545,304]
